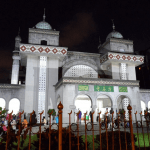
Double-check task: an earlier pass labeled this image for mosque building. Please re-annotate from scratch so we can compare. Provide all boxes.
[0,12,150,124]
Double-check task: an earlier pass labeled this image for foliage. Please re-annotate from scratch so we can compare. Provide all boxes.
[94,131,137,150]
[134,133,150,148]
[0,107,8,120]
[47,109,56,116]
[32,127,90,150]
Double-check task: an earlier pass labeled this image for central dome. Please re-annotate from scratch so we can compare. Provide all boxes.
[106,31,123,41]
[35,21,52,30]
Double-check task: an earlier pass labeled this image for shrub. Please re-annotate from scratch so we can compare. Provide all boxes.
[32,127,90,150]
[94,131,137,150]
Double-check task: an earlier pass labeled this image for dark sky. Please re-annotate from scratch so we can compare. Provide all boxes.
[0,0,150,81]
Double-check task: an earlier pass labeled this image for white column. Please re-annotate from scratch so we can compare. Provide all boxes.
[37,56,47,123]
[92,105,97,122]
[11,55,20,84]
[120,63,127,80]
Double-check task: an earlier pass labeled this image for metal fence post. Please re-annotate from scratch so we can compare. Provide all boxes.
[17,110,24,150]
[127,104,135,150]
[5,111,13,150]
[39,110,44,150]
[68,110,72,150]
[58,101,63,150]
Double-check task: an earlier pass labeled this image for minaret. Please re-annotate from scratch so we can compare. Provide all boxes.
[11,29,21,84]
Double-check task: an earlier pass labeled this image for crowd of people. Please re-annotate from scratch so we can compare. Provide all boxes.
[76,108,129,129]
[0,113,48,131]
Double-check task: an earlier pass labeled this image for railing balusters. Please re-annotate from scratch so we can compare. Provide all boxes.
[28,110,34,150]
[4,104,150,150]
[105,111,108,150]
[58,101,63,150]
[76,110,80,150]
[5,111,13,150]
[98,111,102,150]
[84,111,87,150]
[68,110,72,150]
[140,111,146,150]
[117,112,121,150]
[112,111,114,150]
[17,110,24,150]
[92,111,95,150]
[39,110,44,150]
[135,111,140,150]
[128,105,135,150]
[123,111,128,150]
[48,110,53,150]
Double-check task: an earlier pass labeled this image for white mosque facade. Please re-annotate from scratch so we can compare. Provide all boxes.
[0,14,150,124]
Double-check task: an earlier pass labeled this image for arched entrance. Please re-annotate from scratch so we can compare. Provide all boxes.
[75,94,92,123]
[0,98,6,109]
[117,95,130,119]
[8,98,20,115]
[96,94,112,119]
[141,101,146,115]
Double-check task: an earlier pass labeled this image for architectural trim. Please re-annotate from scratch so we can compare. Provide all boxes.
[20,44,67,55]
[0,84,24,89]
[140,89,150,93]
[55,77,139,90]
[100,52,144,64]
[29,28,60,35]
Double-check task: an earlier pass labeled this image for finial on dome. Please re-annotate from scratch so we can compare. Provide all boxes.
[111,19,115,31]
[43,8,46,21]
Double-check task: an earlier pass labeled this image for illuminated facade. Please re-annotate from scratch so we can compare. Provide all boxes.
[0,13,150,124]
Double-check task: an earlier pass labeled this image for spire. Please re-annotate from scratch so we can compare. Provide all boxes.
[43,8,46,21]
[111,19,115,31]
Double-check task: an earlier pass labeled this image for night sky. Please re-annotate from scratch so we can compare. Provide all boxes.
[0,0,150,83]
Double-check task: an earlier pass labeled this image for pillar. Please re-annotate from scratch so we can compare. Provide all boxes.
[11,54,20,84]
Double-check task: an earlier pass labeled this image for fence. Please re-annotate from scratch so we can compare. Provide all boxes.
[0,102,150,150]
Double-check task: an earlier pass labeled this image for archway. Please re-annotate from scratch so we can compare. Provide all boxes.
[75,95,92,123]
[141,101,146,115]
[117,95,130,119]
[64,65,98,78]
[8,98,20,115]
[96,94,112,120]
[0,98,6,109]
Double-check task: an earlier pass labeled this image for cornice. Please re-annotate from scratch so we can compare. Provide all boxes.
[55,77,139,90]
[0,84,25,89]
[29,28,59,35]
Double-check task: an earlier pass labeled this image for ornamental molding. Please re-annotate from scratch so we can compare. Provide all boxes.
[102,38,133,47]
[0,84,24,89]
[55,77,139,90]
[20,44,67,55]
[139,89,150,93]
[29,28,59,35]
[67,51,100,58]
[100,52,144,64]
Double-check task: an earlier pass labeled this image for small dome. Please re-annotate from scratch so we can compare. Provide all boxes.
[106,31,123,41]
[35,21,52,30]
[15,35,21,41]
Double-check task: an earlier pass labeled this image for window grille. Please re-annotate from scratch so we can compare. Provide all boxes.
[123,98,129,119]
[120,63,127,80]
[38,56,47,122]
[64,65,98,78]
